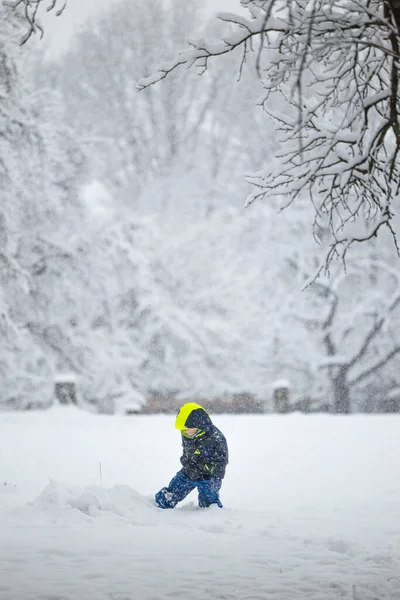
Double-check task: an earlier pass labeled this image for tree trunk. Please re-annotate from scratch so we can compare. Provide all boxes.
[332,367,351,414]
[386,0,400,33]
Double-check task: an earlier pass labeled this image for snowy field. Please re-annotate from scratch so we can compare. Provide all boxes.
[1,408,400,600]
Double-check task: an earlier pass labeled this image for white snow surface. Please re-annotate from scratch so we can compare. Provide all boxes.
[1,407,400,600]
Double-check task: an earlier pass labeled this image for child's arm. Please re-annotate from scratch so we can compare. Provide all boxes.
[206,429,229,479]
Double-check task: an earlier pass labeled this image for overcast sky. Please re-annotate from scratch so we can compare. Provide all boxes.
[40,0,245,54]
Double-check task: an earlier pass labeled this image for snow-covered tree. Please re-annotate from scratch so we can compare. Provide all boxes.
[51,0,274,215]
[4,0,400,415]
[0,6,86,408]
[286,227,400,412]
[50,0,210,206]
[138,0,400,267]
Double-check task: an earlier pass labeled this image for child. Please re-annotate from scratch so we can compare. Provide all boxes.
[155,403,229,509]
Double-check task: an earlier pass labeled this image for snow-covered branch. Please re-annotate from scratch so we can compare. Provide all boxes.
[347,292,400,369]
[3,0,67,43]
[138,0,400,265]
[137,9,287,90]
[349,345,400,387]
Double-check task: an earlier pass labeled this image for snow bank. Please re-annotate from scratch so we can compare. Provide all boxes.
[32,480,156,523]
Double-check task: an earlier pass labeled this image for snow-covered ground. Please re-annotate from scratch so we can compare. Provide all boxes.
[1,407,400,600]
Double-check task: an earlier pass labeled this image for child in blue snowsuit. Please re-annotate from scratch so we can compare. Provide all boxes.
[155,403,229,509]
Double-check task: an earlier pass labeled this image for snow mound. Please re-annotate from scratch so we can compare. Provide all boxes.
[26,480,240,534]
[31,480,157,524]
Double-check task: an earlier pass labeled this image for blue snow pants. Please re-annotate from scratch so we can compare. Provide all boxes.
[155,470,222,509]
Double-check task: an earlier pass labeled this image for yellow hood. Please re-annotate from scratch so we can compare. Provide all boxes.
[174,403,211,431]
